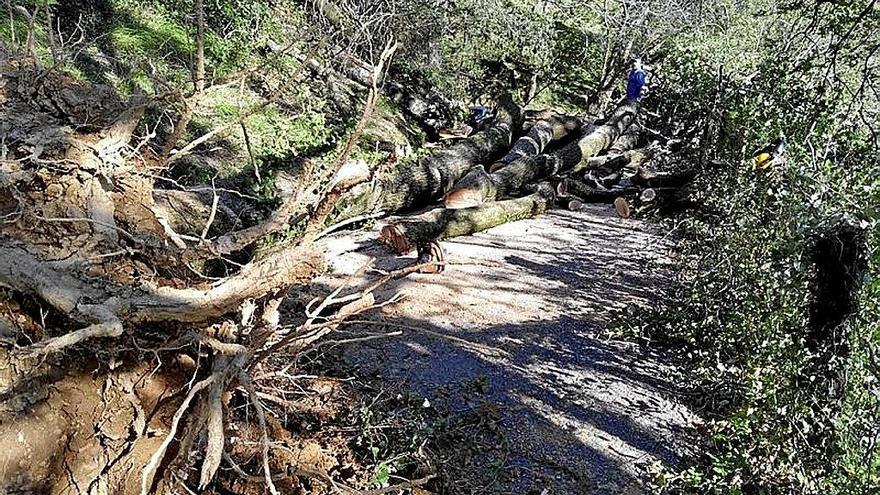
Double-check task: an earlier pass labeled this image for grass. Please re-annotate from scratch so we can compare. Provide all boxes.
[0,11,56,66]
[110,16,190,59]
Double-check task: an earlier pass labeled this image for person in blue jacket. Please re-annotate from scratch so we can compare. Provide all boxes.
[626,59,646,101]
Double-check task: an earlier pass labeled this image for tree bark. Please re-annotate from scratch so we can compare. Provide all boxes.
[338,53,458,133]
[609,123,644,153]
[557,178,644,203]
[632,168,698,188]
[571,147,654,176]
[302,41,398,239]
[0,238,324,335]
[560,177,684,211]
[444,100,638,208]
[379,183,556,254]
[195,0,205,93]
[332,93,522,221]
[488,113,581,172]
[44,2,57,63]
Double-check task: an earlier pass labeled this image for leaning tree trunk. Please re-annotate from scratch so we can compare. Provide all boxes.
[444,100,638,208]
[488,113,581,172]
[380,183,556,254]
[332,93,523,222]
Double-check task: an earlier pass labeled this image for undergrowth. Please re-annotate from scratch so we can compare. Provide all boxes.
[608,16,880,492]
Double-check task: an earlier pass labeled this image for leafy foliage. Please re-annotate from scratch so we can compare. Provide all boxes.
[613,1,880,492]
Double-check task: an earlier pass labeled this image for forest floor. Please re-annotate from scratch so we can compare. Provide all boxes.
[317,203,701,494]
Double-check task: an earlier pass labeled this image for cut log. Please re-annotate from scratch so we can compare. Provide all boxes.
[488,113,581,172]
[334,93,523,221]
[571,147,654,175]
[557,177,616,201]
[608,123,644,153]
[557,177,680,203]
[614,197,631,219]
[380,183,556,254]
[556,178,643,203]
[443,100,638,208]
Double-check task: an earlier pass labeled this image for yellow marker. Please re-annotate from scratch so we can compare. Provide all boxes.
[753,151,773,170]
[751,136,786,170]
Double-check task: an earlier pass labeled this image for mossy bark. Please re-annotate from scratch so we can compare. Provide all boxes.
[380,183,556,253]
[333,93,522,221]
[571,147,653,175]
[490,113,581,171]
[444,100,638,207]
[608,123,644,153]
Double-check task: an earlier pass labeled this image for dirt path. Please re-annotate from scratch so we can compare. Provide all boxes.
[320,204,698,494]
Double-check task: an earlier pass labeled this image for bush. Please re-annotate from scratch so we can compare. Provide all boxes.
[625,1,880,492]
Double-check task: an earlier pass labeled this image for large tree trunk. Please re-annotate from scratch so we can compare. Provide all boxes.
[332,93,523,221]
[556,177,631,203]
[443,100,638,208]
[608,123,644,153]
[488,113,581,172]
[572,149,656,189]
[576,147,651,173]
[379,183,556,254]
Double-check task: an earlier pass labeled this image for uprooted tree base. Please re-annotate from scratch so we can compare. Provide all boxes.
[0,53,445,494]
[0,337,462,494]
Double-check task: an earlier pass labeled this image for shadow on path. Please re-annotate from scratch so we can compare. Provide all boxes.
[319,207,697,494]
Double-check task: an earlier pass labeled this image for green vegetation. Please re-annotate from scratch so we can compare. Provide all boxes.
[2,0,877,492]
[611,1,880,492]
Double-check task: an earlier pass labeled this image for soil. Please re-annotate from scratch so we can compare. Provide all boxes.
[318,204,700,494]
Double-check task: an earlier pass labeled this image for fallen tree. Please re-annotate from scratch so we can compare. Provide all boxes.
[573,147,653,174]
[488,112,581,172]
[443,100,638,208]
[379,183,556,253]
[555,177,636,203]
[559,179,678,204]
[608,123,645,153]
[330,93,523,223]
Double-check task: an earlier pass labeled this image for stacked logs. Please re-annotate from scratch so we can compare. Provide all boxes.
[369,96,696,270]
